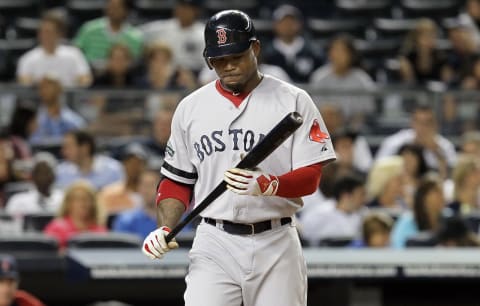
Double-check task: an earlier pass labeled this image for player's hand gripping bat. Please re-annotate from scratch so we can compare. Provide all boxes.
[165,112,303,242]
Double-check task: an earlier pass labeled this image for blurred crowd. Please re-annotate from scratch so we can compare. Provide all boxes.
[0,0,480,253]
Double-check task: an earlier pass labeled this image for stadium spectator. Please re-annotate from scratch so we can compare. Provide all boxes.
[138,42,197,94]
[310,34,376,128]
[141,108,174,170]
[436,216,480,247]
[74,0,143,69]
[398,18,448,85]
[29,75,86,146]
[44,181,106,249]
[112,169,160,239]
[366,156,406,211]
[442,20,478,87]
[5,152,62,216]
[92,44,136,88]
[55,130,124,190]
[398,144,429,208]
[375,104,456,175]
[97,143,147,215]
[461,130,480,156]
[319,104,373,173]
[332,129,368,177]
[460,55,480,90]
[0,255,45,306]
[391,178,445,248]
[447,155,480,215]
[0,132,15,207]
[300,174,367,246]
[17,12,91,88]
[351,212,394,248]
[262,4,322,83]
[140,0,205,72]
[6,105,37,160]
[458,0,480,48]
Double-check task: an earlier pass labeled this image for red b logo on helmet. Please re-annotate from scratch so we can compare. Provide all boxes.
[216,28,227,44]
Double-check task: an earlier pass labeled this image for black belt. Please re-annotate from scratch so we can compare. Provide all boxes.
[203,217,292,235]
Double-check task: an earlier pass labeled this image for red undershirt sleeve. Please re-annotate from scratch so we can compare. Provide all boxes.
[275,163,322,198]
[157,178,193,210]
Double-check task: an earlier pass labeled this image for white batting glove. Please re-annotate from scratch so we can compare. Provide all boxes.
[142,226,179,259]
[224,168,279,196]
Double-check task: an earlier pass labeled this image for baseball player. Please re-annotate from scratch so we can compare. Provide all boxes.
[142,10,336,306]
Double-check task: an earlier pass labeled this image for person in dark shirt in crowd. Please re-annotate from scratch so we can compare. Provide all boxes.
[0,255,45,306]
[442,20,479,87]
[6,105,37,160]
[398,18,448,85]
[262,4,322,83]
[436,216,480,247]
[141,108,174,170]
[92,44,136,88]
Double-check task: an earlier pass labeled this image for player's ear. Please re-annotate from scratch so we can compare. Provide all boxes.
[252,40,261,57]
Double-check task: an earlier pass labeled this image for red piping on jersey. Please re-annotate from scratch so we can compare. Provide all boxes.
[157,178,192,209]
[276,163,323,198]
[215,80,250,108]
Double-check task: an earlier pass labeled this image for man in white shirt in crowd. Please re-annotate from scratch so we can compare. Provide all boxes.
[300,173,367,246]
[376,104,457,176]
[140,0,205,72]
[56,130,124,190]
[16,12,92,88]
[6,152,63,215]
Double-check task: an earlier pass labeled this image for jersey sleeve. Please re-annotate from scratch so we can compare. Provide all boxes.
[160,103,198,185]
[292,90,336,169]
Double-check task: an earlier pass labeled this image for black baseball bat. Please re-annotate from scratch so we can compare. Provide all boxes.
[165,111,303,242]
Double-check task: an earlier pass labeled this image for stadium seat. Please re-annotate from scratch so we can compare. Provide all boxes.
[0,0,40,20]
[465,213,480,234]
[355,38,401,60]
[67,232,143,249]
[0,233,59,254]
[0,38,35,81]
[335,0,392,19]
[307,18,368,40]
[14,17,40,39]
[400,0,462,21]
[252,18,273,43]
[319,237,353,247]
[374,18,419,39]
[204,0,260,19]
[405,232,437,247]
[23,213,56,232]
[67,0,105,35]
[134,0,175,21]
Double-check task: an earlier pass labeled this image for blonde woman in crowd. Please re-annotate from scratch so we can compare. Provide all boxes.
[366,156,406,211]
[447,155,480,215]
[44,181,106,249]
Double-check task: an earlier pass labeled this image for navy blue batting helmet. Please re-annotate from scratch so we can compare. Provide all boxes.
[203,10,257,63]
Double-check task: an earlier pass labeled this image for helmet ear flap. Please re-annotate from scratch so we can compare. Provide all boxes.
[203,49,213,70]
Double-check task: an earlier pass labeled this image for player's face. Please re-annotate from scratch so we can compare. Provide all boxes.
[210,41,260,93]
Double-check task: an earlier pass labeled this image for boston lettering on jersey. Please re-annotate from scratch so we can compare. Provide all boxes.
[193,128,266,162]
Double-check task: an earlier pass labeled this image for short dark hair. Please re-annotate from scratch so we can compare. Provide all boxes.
[398,143,429,178]
[42,11,67,36]
[8,104,36,138]
[362,212,393,243]
[332,174,364,201]
[327,33,361,68]
[69,130,96,156]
